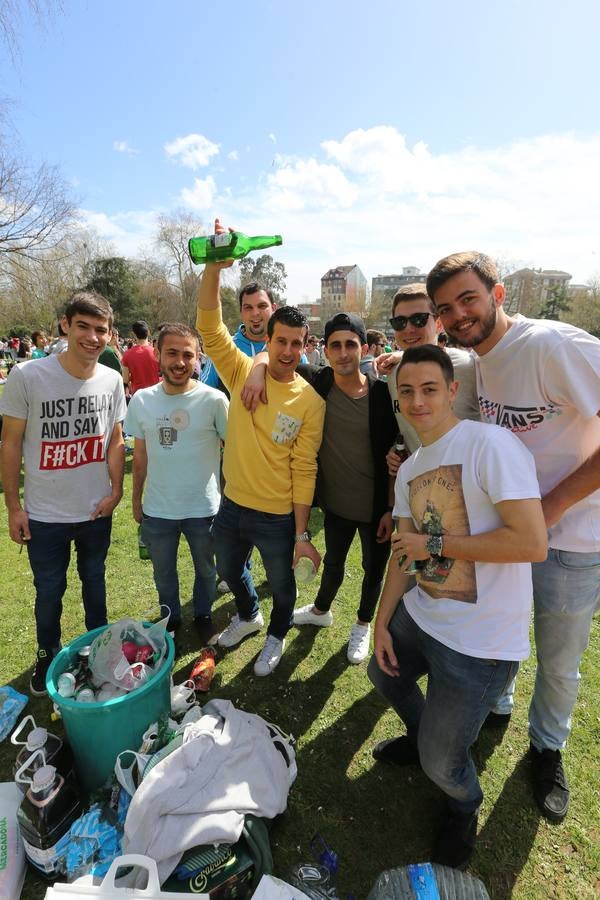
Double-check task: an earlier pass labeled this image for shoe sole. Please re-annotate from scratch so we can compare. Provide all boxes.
[29,684,48,697]
[536,796,569,823]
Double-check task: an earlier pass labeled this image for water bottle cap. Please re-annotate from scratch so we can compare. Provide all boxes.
[32,765,56,791]
[26,727,48,750]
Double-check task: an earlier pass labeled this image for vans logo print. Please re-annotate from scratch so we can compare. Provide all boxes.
[479,396,562,432]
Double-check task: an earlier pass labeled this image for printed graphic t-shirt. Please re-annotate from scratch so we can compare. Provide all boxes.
[0,355,126,522]
[393,419,541,660]
[125,382,229,519]
[475,315,600,552]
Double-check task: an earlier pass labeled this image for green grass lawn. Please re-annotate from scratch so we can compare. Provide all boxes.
[0,460,598,899]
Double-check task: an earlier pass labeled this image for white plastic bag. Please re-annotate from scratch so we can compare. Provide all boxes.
[89,618,168,692]
[0,782,26,899]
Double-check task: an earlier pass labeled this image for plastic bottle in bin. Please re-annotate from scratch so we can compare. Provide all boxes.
[11,716,75,794]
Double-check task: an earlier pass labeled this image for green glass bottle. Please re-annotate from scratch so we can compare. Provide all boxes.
[188,231,282,265]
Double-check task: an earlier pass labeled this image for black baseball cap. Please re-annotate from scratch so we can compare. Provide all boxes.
[324,312,367,345]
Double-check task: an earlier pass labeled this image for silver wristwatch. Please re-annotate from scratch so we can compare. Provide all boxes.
[295,531,312,543]
[425,533,444,557]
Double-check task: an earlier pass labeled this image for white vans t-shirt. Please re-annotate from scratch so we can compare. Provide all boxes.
[394,419,540,660]
[475,315,600,552]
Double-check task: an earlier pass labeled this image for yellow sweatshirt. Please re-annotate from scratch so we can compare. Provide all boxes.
[197,308,325,514]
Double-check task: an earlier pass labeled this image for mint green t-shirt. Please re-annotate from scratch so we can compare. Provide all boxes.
[125,382,228,519]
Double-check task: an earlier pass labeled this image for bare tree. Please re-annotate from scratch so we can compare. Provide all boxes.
[0,0,62,60]
[0,140,77,265]
[155,210,206,325]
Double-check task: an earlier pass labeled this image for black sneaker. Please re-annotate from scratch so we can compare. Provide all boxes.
[194,615,215,646]
[530,743,570,822]
[432,809,478,870]
[30,648,54,696]
[372,736,420,766]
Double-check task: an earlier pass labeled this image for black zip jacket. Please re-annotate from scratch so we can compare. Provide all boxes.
[296,364,399,524]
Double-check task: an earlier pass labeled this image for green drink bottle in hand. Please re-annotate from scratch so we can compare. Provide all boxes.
[188,230,282,264]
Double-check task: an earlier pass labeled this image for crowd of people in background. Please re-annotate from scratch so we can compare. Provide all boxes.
[1,221,599,872]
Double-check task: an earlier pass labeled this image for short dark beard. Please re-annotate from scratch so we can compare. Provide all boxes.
[451,298,497,348]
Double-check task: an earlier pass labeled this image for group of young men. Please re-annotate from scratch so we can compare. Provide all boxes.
[1,220,599,871]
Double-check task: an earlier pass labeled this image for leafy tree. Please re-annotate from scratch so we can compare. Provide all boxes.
[563,277,600,336]
[220,285,240,333]
[84,257,144,329]
[238,254,286,304]
[539,283,570,320]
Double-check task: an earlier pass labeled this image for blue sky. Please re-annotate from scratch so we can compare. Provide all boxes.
[3,0,599,300]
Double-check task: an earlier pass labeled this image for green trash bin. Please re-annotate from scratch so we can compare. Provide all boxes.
[47,624,174,794]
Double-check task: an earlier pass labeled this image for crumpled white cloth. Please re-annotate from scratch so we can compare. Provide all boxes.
[123,699,295,885]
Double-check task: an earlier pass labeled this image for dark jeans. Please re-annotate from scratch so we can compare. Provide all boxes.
[141,514,216,623]
[27,517,112,649]
[211,497,295,640]
[368,601,518,816]
[315,509,391,622]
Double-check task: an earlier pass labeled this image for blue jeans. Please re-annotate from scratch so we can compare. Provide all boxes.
[368,601,518,816]
[528,549,600,751]
[212,497,295,640]
[141,515,216,624]
[315,510,391,622]
[27,517,112,649]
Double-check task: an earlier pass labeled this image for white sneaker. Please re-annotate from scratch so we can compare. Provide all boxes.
[293,604,333,627]
[217,611,264,648]
[254,635,285,676]
[217,580,230,593]
[347,622,371,664]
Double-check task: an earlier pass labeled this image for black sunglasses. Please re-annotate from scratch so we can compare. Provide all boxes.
[389,312,434,331]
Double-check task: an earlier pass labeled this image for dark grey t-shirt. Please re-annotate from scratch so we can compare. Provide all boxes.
[317,384,374,522]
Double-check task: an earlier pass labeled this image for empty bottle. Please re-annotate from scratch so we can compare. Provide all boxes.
[188,231,282,264]
[138,525,151,560]
[11,716,75,794]
[15,751,83,878]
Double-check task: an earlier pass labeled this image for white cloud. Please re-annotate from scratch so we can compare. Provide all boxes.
[83,127,600,303]
[113,140,139,156]
[264,156,357,211]
[228,150,239,161]
[79,208,158,257]
[268,133,277,144]
[164,134,219,169]
[180,175,217,210]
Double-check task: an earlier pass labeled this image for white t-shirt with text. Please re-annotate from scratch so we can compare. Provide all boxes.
[0,355,126,523]
[475,315,600,552]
